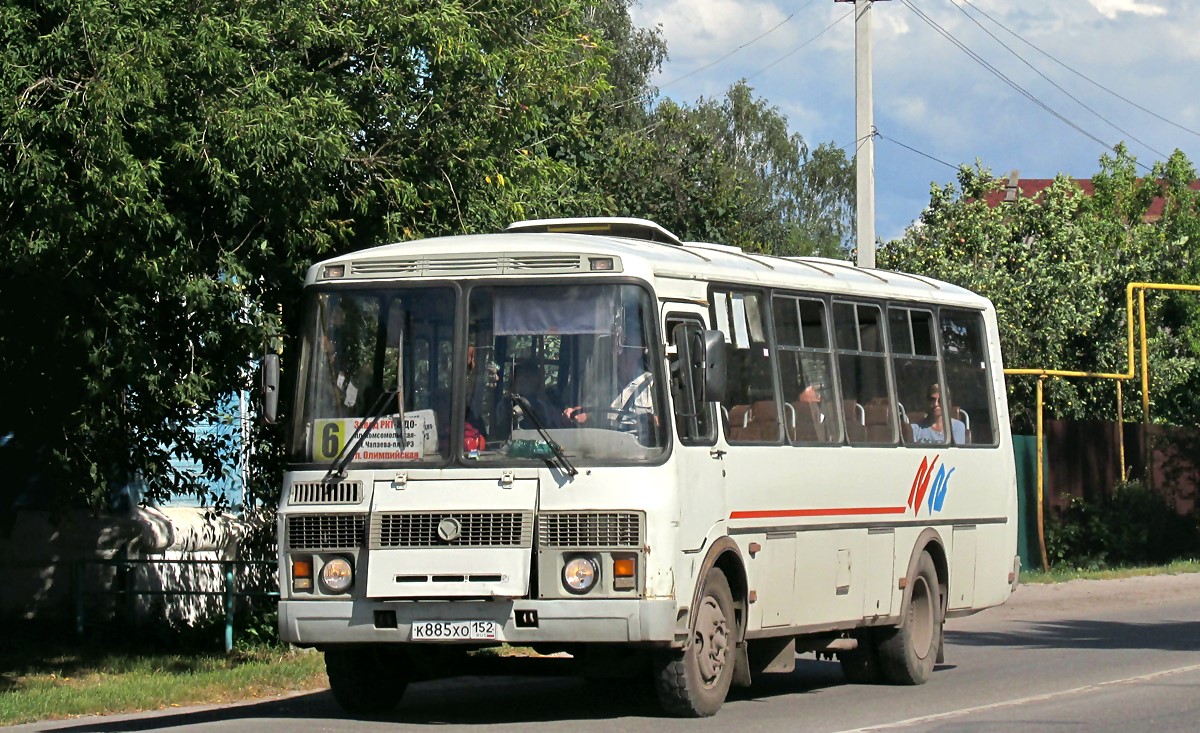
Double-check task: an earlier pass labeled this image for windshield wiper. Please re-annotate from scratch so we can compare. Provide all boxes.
[511,394,577,477]
[323,389,402,482]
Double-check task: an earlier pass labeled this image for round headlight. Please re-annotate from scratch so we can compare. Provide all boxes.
[562,556,599,594]
[320,557,354,593]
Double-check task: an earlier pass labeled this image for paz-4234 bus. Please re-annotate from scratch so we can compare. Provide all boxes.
[261,217,1019,717]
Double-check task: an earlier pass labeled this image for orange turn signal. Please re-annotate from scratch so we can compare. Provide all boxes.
[613,558,636,578]
[293,559,313,591]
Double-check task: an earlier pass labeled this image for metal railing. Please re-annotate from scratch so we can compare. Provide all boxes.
[73,556,279,652]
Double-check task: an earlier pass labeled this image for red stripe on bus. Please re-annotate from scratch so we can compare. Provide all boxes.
[729,506,908,519]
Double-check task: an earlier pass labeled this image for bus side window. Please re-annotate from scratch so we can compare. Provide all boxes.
[834,301,896,445]
[889,307,942,446]
[712,290,779,443]
[772,294,840,444]
[940,309,997,446]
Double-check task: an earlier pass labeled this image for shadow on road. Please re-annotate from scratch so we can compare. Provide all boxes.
[40,659,852,729]
[948,618,1200,652]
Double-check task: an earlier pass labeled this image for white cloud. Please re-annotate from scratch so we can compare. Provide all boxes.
[632,1,795,65]
[1087,0,1167,19]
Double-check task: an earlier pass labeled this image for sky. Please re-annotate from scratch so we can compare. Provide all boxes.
[629,0,1200,243]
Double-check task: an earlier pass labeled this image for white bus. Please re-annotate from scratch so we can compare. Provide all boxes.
[265,217,1019,717]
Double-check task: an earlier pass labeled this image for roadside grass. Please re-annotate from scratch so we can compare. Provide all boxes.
[1020,558,1200,584]
[0,629,326,727]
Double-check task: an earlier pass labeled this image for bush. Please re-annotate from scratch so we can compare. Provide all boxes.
[1045,480,1200,570]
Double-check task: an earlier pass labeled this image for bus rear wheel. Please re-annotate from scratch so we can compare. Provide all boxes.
[653,568,736,717]
[878,551,942,685]
[325,647,408,715]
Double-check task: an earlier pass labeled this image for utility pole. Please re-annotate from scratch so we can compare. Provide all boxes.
[836,0,888,268]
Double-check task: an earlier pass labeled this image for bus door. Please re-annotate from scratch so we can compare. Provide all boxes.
[665,311,726,553]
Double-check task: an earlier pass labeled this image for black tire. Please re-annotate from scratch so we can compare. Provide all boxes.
[325,647,408,715]
[878,551,942,685]
[838,628,883,684]
[654,568,737,717]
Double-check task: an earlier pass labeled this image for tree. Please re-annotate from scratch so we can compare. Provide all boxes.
[595,80,855,256]
[0,0,616,507]
[878,147,1200,431]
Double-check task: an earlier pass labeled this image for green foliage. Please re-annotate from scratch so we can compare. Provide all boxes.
[879,147,1200,432]
[0,1,856,510]
[1044,481,1200,570]
[596,81,855,256]
[0,0,617,506]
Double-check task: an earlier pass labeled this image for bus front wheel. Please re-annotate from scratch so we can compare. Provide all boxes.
[653,568,736,717]
[877,551,942,685]
[325,647,408,715]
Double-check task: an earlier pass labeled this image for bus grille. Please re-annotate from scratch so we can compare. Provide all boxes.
[288,481,362,505]
[350,253,586,277]
[286,514,367,550]
[372,512,534,548]
[538,512,644,548]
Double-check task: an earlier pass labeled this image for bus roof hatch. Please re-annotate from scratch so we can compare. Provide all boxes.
[505,217,683,247]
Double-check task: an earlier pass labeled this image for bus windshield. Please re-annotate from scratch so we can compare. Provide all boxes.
[291,286,456,465]
[465,283,665,463]
[289,282,665,466]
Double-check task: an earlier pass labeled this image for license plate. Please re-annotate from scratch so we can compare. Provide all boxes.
[410,620,497,641]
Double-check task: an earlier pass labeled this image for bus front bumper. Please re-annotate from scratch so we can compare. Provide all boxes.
[279,598,681,646]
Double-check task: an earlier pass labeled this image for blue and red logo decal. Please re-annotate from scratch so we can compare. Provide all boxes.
[907,455,954,515]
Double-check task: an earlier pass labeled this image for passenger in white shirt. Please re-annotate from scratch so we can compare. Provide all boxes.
[911,384,967,445]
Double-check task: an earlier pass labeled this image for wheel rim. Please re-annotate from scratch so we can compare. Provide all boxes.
[693,593,730,687]
[908,574,935,660]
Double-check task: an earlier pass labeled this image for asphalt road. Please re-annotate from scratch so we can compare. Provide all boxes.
[11,573,1200,732]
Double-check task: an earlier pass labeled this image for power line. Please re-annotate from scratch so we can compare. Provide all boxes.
[876,131,960,171]
[949,0,1168,160]
[746,8,855,81]
[959,0,1200,142]
[899,0,1151,172]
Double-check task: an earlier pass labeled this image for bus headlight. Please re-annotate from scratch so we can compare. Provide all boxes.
[562,556,600,595]
[320,557,354,593]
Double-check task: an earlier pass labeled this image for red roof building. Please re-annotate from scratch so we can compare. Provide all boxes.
[981,170,1200,222]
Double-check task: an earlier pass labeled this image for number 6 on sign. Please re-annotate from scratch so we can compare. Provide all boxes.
[315,420,344,461]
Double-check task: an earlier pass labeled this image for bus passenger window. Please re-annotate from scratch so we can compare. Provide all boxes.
[889,307,943,446]
[940,309,996,446]
[772,295,840,443]
[834,301,895,444]
[713,290,779,443]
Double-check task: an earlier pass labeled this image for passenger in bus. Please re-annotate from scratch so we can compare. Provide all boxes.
[910,384,967,444]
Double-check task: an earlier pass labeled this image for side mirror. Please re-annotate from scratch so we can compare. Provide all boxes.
[261,353,280,425]
[701,330,727,404]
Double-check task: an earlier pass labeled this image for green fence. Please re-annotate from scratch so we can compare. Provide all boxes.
[1013,435,1046,571]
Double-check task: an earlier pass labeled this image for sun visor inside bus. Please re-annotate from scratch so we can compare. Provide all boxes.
[494,289,619,335]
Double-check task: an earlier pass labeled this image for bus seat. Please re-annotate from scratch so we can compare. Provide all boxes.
[843,400,866,442]
[790,399,826,442]
[864,401,894,443]
[727,404,753,441]
[956,407,972,444]
[749,400,780,441]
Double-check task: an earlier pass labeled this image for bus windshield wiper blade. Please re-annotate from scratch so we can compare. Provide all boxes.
[323,389,401,481]
[511,394,577,477]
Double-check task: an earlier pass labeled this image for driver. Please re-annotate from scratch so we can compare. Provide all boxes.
[563,342,653,430]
